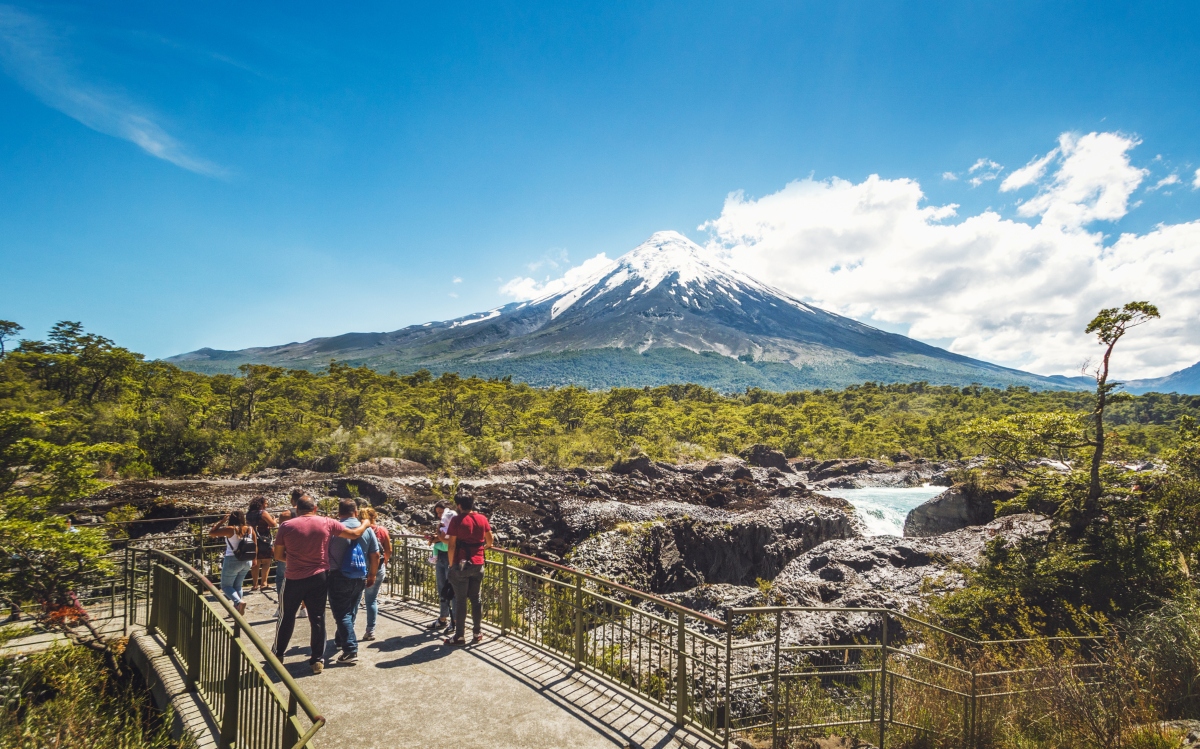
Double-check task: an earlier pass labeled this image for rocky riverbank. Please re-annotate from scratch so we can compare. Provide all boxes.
[72,448,1024,644]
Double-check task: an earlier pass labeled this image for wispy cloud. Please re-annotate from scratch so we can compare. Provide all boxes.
[452,276,463,284]
[967,158,1003,187]
[0,5,224,176]
[1194,168,1200,190]
[1148,173,1180,192]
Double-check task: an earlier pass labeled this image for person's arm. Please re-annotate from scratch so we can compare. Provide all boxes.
[208,515,234,538]
[334,517,374,540]
[446,535,456,564]
[484,528,494,550]
[380,533,392,564]
[262,511,278,529]
[273,543,287,562]
[366,551,380,587]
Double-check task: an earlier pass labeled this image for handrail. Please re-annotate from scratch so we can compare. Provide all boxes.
[398,533,727,628]
[127,546,326,749]
[148,549,327,728]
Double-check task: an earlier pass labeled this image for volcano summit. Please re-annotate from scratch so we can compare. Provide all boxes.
[169,232,1079,391]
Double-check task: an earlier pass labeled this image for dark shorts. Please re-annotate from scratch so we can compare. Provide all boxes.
[255,538,274,560]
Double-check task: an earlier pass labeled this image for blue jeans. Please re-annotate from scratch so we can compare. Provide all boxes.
[275,560,286,593]
[364,564,384,632]
[436,551,454,621]
[220,556,252,605]
[328,571,365,656]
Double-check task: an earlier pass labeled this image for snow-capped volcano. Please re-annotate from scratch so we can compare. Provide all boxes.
[526,231,810,321]
[169,232,1082,392]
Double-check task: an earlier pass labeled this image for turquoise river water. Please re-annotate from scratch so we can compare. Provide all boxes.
[816,486,945,536]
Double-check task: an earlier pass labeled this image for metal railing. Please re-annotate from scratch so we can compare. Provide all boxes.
[388,535,1103,749]
[124,547,325,749]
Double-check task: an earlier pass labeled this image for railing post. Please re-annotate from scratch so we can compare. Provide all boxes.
[123,546,131,635]
[969,670,977,748]
[284,693,299,747]
[501,554,510,636]
[186,584,201,692]
[771,610,781,747]
[148,564,161,637]
[879,612,888,749]
[220,622,241,749]
[724,608,733,749]
[675,608,688,728]
[572,574,584,669]
[402,536,410,600]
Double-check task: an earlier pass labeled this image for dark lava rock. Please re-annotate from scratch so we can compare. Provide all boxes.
[345,457,429,477]
[487,458,545,477]
[610,455,662,479]
[570,502,857,593]
[903,479,1019,537]
[739,444,793,472]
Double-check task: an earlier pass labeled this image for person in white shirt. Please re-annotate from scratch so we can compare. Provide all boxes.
[424,501,457,633]
[209,511,256,615]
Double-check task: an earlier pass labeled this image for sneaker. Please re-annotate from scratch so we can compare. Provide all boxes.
[361,630,376,642]
[336,651,358,665]
[311,661,324,675]
[426,619,446,631]
[443,622,456,635]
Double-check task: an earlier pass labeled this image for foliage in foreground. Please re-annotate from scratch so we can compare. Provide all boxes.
[0,645,189,749]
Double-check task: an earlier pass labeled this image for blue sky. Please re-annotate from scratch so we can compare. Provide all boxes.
[3,1,1200,376]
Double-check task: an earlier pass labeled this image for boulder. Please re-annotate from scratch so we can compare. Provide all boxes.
[701,456,753,480]
[570,502,857,593]
[486,458,545,477]
[739,444,793,472]
[610,455,662,479]
[903,478,1019,537]
[345,457,428,477]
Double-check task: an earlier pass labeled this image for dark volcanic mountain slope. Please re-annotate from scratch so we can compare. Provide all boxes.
[169,232,1082,391]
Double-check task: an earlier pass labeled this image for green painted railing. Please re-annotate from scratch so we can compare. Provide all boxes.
[389,535,1103,749]
[124,547,324,749]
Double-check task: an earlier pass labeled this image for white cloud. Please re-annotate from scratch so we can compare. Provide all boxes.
[1148,174,1180,191]
[1194,167,1200,189]
[1000,149,1059,192]
[695,131,1195,379]
[942,171,958,181]
[452,276,463,284]
[1013,132,1147,230]
[967,158,1003,187]
[0,5,223,176]
[500,253,614,301]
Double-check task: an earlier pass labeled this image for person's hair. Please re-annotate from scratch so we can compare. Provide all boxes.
[295,495,317,513]
[289,487,305,504]
[359,506,377,523]
[338,498,359,517]
[228,509,250,535]
[248,496,266,514]
[456,494,475,512]
[434,501,447,512]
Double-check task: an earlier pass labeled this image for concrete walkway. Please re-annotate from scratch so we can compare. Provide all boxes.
[241,590,721,749]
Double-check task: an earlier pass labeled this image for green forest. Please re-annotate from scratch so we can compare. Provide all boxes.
[3,320,1199,478]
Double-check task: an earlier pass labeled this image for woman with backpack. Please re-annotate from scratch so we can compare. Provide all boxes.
[209,511,257,615]
[246,496,278,592]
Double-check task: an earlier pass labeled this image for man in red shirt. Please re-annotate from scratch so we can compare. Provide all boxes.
[444,492,493,646]
[272,494,375,674]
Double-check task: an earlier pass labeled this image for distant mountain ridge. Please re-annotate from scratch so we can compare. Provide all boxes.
[169,231,1091,392]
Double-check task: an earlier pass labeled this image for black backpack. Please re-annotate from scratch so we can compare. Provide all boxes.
[232,530,257,561]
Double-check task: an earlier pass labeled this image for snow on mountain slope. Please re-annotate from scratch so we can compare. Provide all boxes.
[526,231,812,320]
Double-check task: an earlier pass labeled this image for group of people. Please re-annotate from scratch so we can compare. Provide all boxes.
[206,487,492,674]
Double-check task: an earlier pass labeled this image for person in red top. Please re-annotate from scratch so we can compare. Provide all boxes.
[444,492,493,646]
[272,494,375,674]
